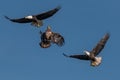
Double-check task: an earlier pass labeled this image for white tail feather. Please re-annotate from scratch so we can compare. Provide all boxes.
[91,57,102,67]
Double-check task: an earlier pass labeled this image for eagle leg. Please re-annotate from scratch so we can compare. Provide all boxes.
[31,20,43,27]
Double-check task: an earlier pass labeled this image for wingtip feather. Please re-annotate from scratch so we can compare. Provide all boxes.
[56,6,61,10]
[63,53,69,57]
[105,33,110,39]
[4,16,10,20]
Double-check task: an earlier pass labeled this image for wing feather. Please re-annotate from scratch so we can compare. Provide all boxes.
[5,16,32,23]
[35,6,61,20]
[90,33,110,56]
[51,33,65,46]
[63,53,90,60]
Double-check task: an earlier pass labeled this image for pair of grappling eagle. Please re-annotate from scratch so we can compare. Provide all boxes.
[5,6,110,67]
[40,26,65,48]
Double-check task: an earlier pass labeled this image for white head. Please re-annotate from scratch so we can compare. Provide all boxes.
[84,50,90,56]
[25,15,33,19]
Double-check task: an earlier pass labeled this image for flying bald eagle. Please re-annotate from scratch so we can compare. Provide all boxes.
[39,26,65,48]
[63,33,110,67]
[5,6,61,27]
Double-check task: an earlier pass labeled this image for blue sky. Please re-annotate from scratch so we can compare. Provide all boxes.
[0,0,120,80]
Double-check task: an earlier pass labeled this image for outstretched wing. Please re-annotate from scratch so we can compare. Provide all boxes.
[35,6,61,20]
[90,33,110,56]
[63,53,90,60]
[51,33,65,46]
[5,16,32,23]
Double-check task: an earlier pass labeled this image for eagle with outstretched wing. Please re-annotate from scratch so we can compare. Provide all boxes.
[5,6,61,27]
[39,26,65,48]
[63,33,110,67]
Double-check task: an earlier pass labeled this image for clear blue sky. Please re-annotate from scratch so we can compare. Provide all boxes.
[0,0,119,80]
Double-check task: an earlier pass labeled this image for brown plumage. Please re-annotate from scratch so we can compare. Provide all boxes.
[40,26,65,48]
[39,41,51,48]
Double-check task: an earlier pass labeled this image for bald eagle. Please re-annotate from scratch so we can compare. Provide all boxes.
[39,26,65,48]
[63,33,110,67]
[5,6,61,27]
